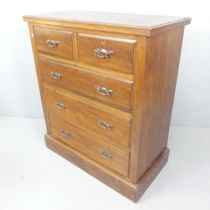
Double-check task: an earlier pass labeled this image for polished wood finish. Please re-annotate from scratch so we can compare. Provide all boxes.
[49,113,130,176]
[45,134,169,202]
[43,84,131,147]
[130,27,186,181]
[78,33,136,73]
[24,11,191,36]
[24,11,190,202]
[38,57,133,110]
[34,26,74,60]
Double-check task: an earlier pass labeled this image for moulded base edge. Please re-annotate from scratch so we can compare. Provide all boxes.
[45,134,169,202]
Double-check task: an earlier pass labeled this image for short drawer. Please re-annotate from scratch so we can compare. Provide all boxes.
[49,113,129,176]
[78,33,136,74]
[34,26,73,60]
[43,85,131,147]
[39,58,133,110]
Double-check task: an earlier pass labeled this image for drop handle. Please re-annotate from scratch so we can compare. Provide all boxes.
[96,120,113,130]
[50,71,63,80]
[100,150,112,160]
[96,86,113,96]
[94,48,113,58]
[60,129,71,137]
[46,39,60,48]
[55,101,66,110]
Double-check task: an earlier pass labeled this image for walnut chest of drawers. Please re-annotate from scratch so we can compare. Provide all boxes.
[23,11,191,202]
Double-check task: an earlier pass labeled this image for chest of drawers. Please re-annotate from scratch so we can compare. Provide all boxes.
[23,11,190,202]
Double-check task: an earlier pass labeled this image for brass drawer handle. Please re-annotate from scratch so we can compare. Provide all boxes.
[55,101,65,109]
[96,86,113,96]
[46,39,60,48]
[60,129,71,137]
[100,150,112,160]
[50,71,63,80]
[96,120,113,130]
[94,48,113,58]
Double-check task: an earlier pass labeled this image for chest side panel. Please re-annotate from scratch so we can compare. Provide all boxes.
[129,26,185,182]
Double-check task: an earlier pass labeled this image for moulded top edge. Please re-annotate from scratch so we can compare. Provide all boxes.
[23,11,191,36]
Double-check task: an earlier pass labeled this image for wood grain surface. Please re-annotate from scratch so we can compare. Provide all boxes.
[38,57,133,110]
[24,11,190,201]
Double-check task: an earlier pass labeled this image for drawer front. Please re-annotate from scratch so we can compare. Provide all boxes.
[39,58,133,110]
[49,113,129,176]
[34,27,74,60]
[43,85,131,147]
[78,33,136,74]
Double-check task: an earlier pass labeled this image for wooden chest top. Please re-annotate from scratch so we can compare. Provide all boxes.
[24,11,191,36]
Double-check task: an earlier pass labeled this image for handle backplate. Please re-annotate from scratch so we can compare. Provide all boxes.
[60,129,71,137]
[50,71,63,80]
[100,150,112,160]
[46,39,60,48]
[94,48,113,59]
[96,120,113,130]
[96,86,113,96]
[55,101,66,110]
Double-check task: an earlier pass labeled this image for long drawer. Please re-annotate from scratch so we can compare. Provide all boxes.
[43,85,132,147]
[38,57,133,110]
[49,113,129,176]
